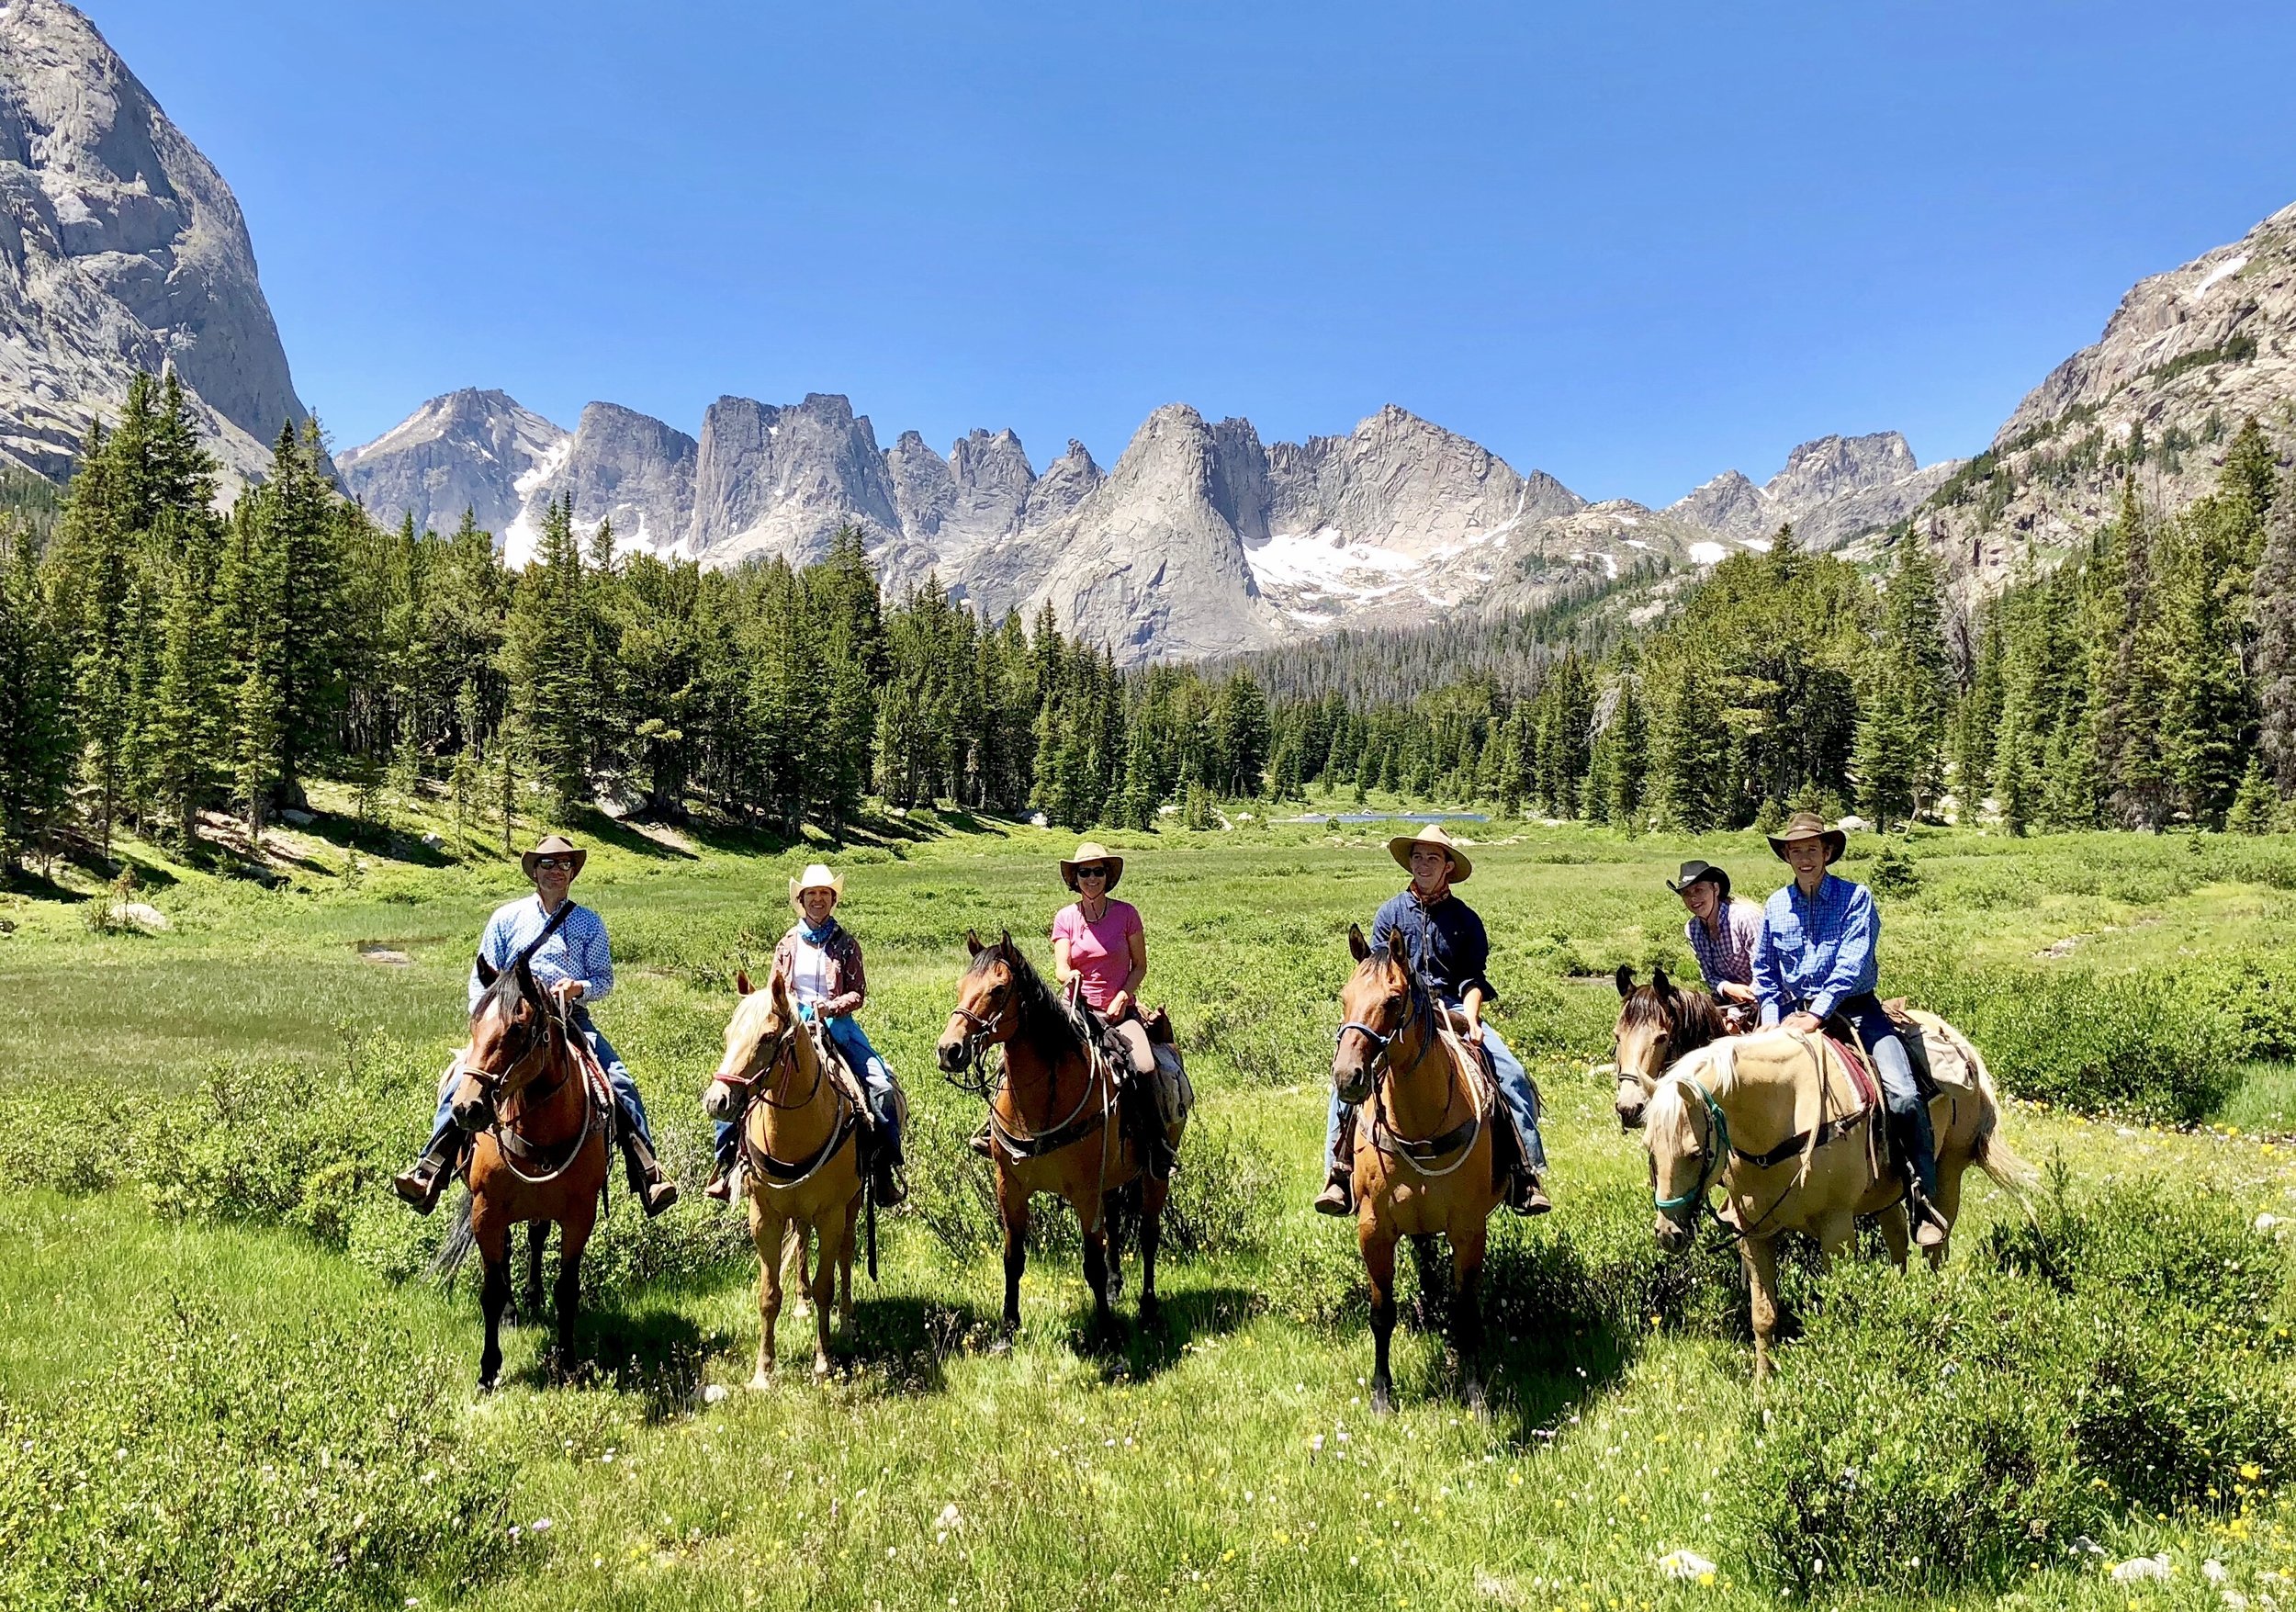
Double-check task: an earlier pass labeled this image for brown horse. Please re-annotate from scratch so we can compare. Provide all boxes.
[934,930,1184,1340]
[1609,965,1738,1130]
[702,968,863,1381]
[449,954,611,1391]
[1334,922,1504,1415]
[1642,1024,2035,1380]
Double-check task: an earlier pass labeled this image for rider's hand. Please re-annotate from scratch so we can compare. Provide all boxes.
[1720,981,1759,1005]
[1106,990,1132,1021]
[1784,1010,1823,1035]
[553,979,584,1005]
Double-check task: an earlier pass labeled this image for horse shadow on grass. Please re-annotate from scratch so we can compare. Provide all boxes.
[1045,1280,1259,1383]
[503,1300,726,1421]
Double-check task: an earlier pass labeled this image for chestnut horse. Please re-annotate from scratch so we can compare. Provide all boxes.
[449,954,611,1391]
[702,968,863,1381]
[1334,922,1503,1415]
[935,930,1185,1340]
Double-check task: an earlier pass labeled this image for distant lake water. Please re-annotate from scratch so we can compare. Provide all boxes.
[1281,812,1491,825]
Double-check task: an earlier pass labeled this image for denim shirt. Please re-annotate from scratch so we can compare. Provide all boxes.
[1750,874,1876,1025]
[1370,887,1496,1009]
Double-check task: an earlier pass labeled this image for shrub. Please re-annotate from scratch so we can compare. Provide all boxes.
[1867,841,1920,898]
[0,1296,512,1611]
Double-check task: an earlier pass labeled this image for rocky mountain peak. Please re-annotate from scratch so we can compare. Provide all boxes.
[0,0,309,484]
[338,388,567,538]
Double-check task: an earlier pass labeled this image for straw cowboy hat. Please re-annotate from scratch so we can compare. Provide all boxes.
[788,862,846,910]
[1767,811,1847,865]
[1388,822,1472,883]
[1666,859,1732,898]
[1059,840,1125,892]
[520,833,587,880]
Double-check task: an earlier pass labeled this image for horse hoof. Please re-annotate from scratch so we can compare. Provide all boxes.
[1465,1383,1491,1421]
[813,1356,832,1378]
[1371,1383,1394,1416]
[987,1335,1014,1357]
[1138,1292,1162,1329]
[749,1369,773,1391]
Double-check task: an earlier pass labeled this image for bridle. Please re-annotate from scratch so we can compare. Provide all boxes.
[1335,964,1425,1094]
[711,1011,817,1113]
[1651,1071,1731,1217]
[459,993,565,1119]
[941,976,1019,1099]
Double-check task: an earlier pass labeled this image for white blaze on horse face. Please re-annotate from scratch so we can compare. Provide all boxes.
[716,989,782,1081]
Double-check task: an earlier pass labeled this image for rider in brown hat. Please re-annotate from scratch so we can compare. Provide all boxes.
[1315,823,1549,1217]
[1669,859,1762,1012]
[393,833,680,1217]
[1750,812,1942,1246]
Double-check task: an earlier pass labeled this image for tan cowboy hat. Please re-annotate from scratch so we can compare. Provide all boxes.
[789,862,845,910]
[1388,822,1472,883]
[1059,841,1125,892]
[1767,811,1847,865]
[520,833,587,880]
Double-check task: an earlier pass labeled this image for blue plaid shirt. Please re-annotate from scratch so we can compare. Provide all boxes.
[467,896,615,1012]
[1751,874,1876,1025]
[1685,895,1764,993]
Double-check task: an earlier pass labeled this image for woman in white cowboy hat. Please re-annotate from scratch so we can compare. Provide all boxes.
[1050,842,1153,1072]
[705,863,906,1205]
[394,833,679,1217]
[1316,823,1549,1218]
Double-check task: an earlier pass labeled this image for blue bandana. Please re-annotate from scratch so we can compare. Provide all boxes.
[798,915,840,947]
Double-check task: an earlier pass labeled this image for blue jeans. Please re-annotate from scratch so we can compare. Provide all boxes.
[713,1013,901,1168]
[1326,1020,1546,1175]
[427,1009,655,1151]
[1763,991,1931,1194]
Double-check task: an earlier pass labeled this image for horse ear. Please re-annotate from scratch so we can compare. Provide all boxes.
[998,928,1014,959]
[1653,965,1675,999]
[736,968,753,996]
[476,954,499,988]
[512,955,541,1014]
[964,929,983,958]
[769,966,792,1008]
[1615,963,1635,998]
[1385,931,1410,970]
[1347,921,1370,963]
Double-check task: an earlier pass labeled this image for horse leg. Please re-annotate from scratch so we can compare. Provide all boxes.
[752,1204,788,1388]
[1925,1160,1964,1271]
[1102,1187,1128,1303]
[838,1195,858,1326]
[810,1213,842,1376]
[1450,1218,1490,1419]
[782,1220,811,1320]
[1137,1176,1169,1328]
[553,1202,596,1384]
[475,1211,512,1392]
[996,1167,1030,1341]
[1362,1221,1400,1415]
[1741,1236,1783,1387]
[1875,1200,1910,1272]
[1082,1223,1119,1343]
[523,1221,548,1320]
[1407,1234,1442,1333]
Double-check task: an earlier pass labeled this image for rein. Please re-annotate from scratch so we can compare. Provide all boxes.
[1345,967,1482,1176]
[725,1016,857,1189]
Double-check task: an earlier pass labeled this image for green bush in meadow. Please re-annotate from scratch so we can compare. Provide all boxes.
[0,1298,511,1612]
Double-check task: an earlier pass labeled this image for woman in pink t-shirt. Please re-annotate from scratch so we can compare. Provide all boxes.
[1050,840,1154,1076]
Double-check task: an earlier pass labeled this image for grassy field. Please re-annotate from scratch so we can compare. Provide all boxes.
[2,799,2294,1610]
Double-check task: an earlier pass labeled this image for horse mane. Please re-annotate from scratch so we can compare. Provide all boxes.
[966,937,1110,1069]
[1621,981,1728,1057]
[1645,1076,1698,1160]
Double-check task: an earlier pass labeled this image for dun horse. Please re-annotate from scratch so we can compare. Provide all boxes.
[1631,985,2034,1379]
[935,930,1185,1340]
[703,969,864,1381]
[449,954,612,1391]
[1333,923,1504,1415]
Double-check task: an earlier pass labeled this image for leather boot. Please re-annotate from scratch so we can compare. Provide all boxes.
[703,1155,737,1203]
[1890,1108,1947,1247]
[620,1131,681,1218]
[1313,1105,1357,1215]
[869,1106,907,1207]
[1510,1172,1553,1216]
[392,1126,466,1216]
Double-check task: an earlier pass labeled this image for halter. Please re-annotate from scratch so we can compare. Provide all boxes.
[1335,965,1422,1081]
[1652,1072,1731,1212]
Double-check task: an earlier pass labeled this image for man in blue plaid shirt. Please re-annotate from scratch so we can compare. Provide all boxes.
[1750,813,1944,1248]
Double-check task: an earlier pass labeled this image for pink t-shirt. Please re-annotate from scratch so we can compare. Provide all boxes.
[1051,898,1142,1012]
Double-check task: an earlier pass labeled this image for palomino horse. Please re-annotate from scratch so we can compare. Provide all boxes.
[935,930,1185,1340]
[1334,923,1504,1415]
[702,969,863,1381]
[1642,1025,2033,1381]
[450,954,612,1391]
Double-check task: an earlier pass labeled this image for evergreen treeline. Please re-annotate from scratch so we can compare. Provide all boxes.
[6,375,2292,874]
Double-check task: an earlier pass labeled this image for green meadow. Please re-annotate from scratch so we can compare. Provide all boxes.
[1,803,2293,1610]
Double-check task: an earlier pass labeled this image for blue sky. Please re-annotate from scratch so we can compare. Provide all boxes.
[86,0,2296,504]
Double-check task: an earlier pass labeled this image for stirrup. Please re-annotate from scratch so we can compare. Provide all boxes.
[1312,1174,1352,1217]
[968,1122,996,1159]
[1510,1173,1552,1217]
[703,1162,736,1203]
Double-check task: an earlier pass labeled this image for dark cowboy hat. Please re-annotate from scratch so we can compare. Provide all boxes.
[1059,840,1125,892]
[1387,822,1472,883]
[1767,811,1847,865]
[520,833,588,880]
[1666,859,1731,899]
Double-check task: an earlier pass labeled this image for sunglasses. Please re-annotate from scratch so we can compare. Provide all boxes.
[1075,865,1109,880]
[533,857,575,873]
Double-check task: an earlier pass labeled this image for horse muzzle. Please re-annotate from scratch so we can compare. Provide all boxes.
[1615,1080,1649,1132]
[935,1034,971,1074]
[702,1076,744,1122]
[1333,1062,1374,1108]
[1654,1212,1694,1254]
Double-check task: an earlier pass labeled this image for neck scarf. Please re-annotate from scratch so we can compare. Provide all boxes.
[798,914,839,947]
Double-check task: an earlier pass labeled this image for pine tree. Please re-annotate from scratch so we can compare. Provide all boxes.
[501,496,595,813]
[2254,468,2296,790]
[232,655,284,849]
[1649,659,1728,830]
[2227,756,2278,835]
[0,529,72,871]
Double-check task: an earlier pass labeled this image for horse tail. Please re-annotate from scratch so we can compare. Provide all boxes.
[1944,1020,2041,1204]
[432,1189,478,1289]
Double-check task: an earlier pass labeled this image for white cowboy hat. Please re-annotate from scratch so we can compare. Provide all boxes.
[1387,822,1472,883]
[788,863,846,911]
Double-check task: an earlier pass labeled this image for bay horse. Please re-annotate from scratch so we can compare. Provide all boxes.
[449,953,611,1391]
[702,968,864,1381]
[934,930,1185,1341]
[1334,922,1503,1415]
[1609,965,1738,1130]
[1643,1026,2034,1381]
